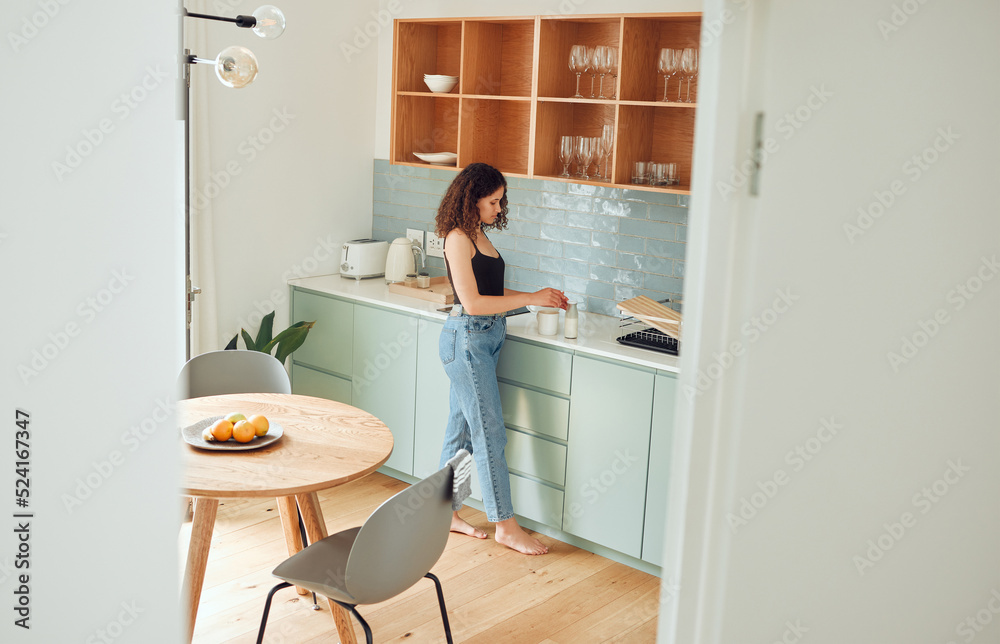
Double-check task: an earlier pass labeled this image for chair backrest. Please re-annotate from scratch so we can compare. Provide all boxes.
[176,349,291,399]
[344,464,454,605]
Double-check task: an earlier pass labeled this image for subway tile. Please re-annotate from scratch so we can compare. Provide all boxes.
[562,245,616,266]
[393,190,434,208]
[620,218,677,241]
[373,201,393,217]
[564,291,588,310]
[676,225,687,242]
[593,198,637,218]
[512,268,564,289]
[646,239,687,260]
[590,265,643,287]
[591,231,620,249]
[617,252,642,271]
[644,273,684,294]
[372,215,391,232]
[567,183,599,196]
[566,211,619,232]
[505,188,536,206]
[674,261,685,278]
[425,256,446,271]
[371,228,395,243]
[488,233,518,251]
[615,285,675,304]
[429,167,460,181]
[373,159,391,173]
[616,235,646,254]
[542,192,594,213]
[539,256,590,278]
[516,237,563,257]
[517,205,565,225]
[373,173,396,189]
[540,224,590,245]
[640,254,675,276]
[586,296,619,317]
[537,180,569,194]
[392,164,431,178]
[634,190,679,206]
[373,187,391,203]
[648,204,688,225]
[501,249,539,270]
[503,219,541,238]
[676,195,690,207]
[565,277,615,299]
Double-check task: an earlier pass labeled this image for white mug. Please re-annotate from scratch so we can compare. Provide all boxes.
[537,308,560,335]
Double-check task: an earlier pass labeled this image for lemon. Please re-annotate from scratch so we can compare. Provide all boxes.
[249,414,269,437]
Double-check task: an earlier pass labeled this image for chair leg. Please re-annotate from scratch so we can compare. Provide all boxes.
[425,572,454,644]
[332,600,373,644]
[256,581,292,644]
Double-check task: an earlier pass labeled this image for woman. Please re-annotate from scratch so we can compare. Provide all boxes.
[435,163,568,555]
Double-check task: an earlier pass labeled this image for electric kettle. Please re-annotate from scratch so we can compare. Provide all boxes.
[385,237,423,283]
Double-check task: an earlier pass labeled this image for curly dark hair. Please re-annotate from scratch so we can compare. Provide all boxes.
[434,162,509,241]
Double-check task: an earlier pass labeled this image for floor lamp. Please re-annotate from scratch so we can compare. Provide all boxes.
[180,3,285,359]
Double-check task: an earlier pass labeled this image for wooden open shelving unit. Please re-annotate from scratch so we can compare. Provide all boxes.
[390,13,701,194]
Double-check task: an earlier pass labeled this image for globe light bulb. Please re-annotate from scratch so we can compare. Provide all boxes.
[215,45,258,88]
[251,5,286,39]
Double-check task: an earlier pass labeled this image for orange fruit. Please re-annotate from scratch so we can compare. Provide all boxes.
[211,419,234,442]
[249,414,269,437]
[232,420,255,443]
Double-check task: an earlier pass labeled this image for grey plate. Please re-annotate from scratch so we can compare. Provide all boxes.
[181,415,284,451]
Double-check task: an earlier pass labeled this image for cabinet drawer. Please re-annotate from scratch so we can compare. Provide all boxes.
[499,382,569,441]
[506,428,566,486]
[291,363,352,405]
[497,338,572,395]
[291,290,354,376]
[509,473,563,529]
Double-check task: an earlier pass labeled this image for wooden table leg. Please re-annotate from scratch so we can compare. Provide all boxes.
[182,497,219,644]
[275,495,308,595]
[296,491,358,644]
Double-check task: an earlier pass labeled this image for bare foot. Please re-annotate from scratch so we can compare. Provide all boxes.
[450,512,487,539]
[494,518,548,555]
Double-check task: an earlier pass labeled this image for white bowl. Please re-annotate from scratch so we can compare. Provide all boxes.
[424,74,458,80]
[413,152,458,165]
[424,77,458,93]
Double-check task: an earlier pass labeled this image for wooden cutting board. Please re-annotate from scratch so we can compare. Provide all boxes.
[617,295,682,340]
[387,275,455,304]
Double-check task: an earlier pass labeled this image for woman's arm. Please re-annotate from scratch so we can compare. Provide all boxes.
[446,230,567,315]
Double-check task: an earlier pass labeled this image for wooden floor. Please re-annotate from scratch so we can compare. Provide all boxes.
[181,473,661,643]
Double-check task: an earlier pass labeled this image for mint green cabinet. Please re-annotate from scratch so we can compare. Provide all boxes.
[497,338,573,395]
[290,290,353,378]
[641,372,678,566]
[290,363,352,405]
[563,355,654,559]
[351,304,418,475]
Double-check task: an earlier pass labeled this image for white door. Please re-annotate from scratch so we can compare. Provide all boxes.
[661,1,1000,642]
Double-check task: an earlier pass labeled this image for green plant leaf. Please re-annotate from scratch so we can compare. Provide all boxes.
[261,320,314,359]
[254,311,275,350]
[224,333,238,350]
[241,329,256,352]
[274,321,315,364]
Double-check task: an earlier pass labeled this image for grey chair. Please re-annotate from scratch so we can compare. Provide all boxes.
[256,460,461,644]
[176,349,291,399]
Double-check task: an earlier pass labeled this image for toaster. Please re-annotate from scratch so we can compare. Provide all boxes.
[340,239,389,280]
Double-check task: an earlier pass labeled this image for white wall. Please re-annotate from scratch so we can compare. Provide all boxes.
[373,0,702,158]
[194,0,382,348]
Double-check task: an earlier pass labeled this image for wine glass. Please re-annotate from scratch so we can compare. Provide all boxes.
[587,46,599,98]
[571,135,584,176]
[658,48,679,102]
[577,137,593,180]
[559,135,574,178]
[594,46,611,99]
[601,124,614,181]
[589,137,603,179]
[569,45,589,98]
[681,48,699,103]
[607,47,619,99]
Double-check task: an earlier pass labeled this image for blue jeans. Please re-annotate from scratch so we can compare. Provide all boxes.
[438,313,513,522]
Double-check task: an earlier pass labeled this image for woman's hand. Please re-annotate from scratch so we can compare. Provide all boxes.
[530,288,569,310]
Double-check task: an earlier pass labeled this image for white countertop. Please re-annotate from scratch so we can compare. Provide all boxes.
[288,274,679,374]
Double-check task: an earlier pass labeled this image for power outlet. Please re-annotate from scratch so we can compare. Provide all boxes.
[426,231,444,258]
[406,228,424,251]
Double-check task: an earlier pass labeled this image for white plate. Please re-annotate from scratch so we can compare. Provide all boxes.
[413,152,458,165]
[181,415,284,451]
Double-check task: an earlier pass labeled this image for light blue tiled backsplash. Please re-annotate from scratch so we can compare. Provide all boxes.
[371,159,687,317]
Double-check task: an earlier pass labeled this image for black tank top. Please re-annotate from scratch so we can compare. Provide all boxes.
[444,231,505,306]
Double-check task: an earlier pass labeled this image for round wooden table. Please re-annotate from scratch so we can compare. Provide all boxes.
[179,393,393,644]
